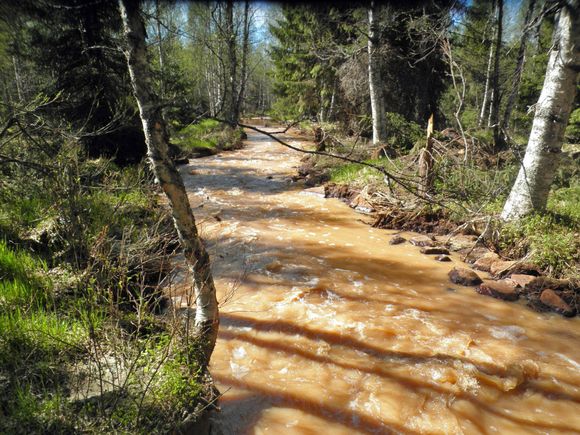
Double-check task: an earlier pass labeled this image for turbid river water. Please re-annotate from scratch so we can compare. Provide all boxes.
[173,127,580,434]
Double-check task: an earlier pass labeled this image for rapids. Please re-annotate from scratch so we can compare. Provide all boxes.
[172,127,580,434]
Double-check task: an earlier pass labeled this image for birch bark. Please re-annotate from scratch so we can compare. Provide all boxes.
[501,0,579,220]
[368,1,387,145]
[118,0,219,366]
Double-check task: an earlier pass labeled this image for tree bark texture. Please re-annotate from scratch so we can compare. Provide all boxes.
[225,0,238,123]
[478,37,494,127]
[118,0,219,367]
[501,1,579,221]
[368,1,387,145]
[491,0,504,150]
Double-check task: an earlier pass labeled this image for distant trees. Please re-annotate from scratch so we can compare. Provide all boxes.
[269,3,447,141]
[501,0,579,221]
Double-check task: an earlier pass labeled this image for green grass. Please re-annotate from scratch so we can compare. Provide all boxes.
[0,239,206,434]
[172,119,246,156]
[173,119,222,152]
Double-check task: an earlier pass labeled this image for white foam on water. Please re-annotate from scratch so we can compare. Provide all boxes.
[489,325,526,341]
[556,353,580,371]
[232,346,247,359]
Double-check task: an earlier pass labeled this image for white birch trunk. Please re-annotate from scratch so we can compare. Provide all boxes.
[368,1,387,145]
[478,40,494,127]
[119,0,219,366]
[501,0,579,221]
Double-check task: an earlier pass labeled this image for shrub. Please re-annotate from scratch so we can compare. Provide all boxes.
[565,108,580,143]
[384,112,423,150]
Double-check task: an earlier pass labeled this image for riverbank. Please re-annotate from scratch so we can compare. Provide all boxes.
[175,126,580,433]
[289,122,579,318]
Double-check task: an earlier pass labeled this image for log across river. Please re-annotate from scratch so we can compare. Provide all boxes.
[173,127,580,434]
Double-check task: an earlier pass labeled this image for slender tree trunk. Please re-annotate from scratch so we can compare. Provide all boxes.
[154,0,165,98]
[118,0,219,367]
[478,39,494,127]
[368,0,387,145]
[491,0,504,150]
[327,83,336,122]
[501,0,536,137]
[225,0,238,123]
[501,0,579,221]
[419,114,435,195]
[236,0,250,119]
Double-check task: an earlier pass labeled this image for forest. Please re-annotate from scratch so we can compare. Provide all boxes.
[0,0,578,433]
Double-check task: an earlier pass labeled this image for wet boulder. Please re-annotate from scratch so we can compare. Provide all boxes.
[472,252,501,272]
[490,260,542,278]
[420,247,450,255]
[508,274,538,290]
[476,280,519,301]
[409,235,435,247]
[539,289,576,317]
[435,255,452,262]
[448,267,483,286]
[389,235,406,245]
[446,234,478,251]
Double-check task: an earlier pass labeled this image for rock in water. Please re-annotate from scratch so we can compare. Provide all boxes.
[540,289,576,317]
[435,255,452,262]
[472,252,501,272]
[476,280,519,301]
[409,235,435,247]
[448,267,483,286]
[420,247,450,255]
[389,235,406,245]
[509,274,538,290]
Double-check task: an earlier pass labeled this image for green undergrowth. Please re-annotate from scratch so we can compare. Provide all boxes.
[498,185,580,278]
[313,126,579,279]
[173,119,245,157]
[1,144,207,432]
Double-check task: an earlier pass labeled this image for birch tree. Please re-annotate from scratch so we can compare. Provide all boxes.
[118,0,219,367]
[501,0,579,221]
[368,0,387,145]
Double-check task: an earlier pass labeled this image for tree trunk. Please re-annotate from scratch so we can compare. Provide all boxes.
[118,0,219,367]
[491,0,504,150]
[368,1,387,145]
[419,114,435,195]
[478,38,494,127]
[236,0,250,120]
[154,0,165,98]
[225,0,238,123]
[500,0,536,137]
[501,0,579,221]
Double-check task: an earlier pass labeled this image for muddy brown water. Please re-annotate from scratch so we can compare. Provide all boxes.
[172,128,580,434]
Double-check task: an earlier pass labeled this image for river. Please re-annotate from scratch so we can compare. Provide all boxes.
[174,127,580,434]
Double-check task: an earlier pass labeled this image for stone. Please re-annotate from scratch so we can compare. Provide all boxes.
[446,234,478,251]
[459,246,492,264]
[506,262,542,277]
[349,194,375,213]
[435,255,452,262]
[409,235,435,247]
[540,289,576,317]
[509,274,538,289]
[420,246,450,255]
[490,260,516,277]
[389,235,407,245]
[448,267,483,287]
[476,280,519,301]
[472,252,501,272]
[490,260,542,278]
